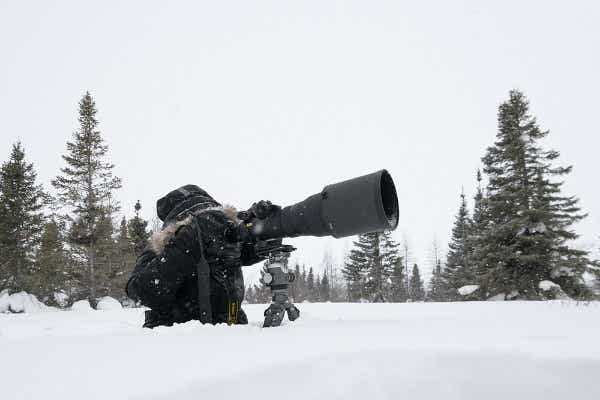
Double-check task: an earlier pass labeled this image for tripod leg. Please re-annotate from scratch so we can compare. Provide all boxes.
[285,303,300,321]
[263,302,286,327]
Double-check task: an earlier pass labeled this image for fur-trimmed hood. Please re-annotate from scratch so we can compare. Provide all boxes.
[148,205,239,255]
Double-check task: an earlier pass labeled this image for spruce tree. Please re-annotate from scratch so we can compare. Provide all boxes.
[476,90,590,299]
[0,142,47,292]
[427,259,445,301]
[409,264,425,301]
[342,234,372,301]
[342,232,399,302]
[307,267,315,301]
[320,272,330,302]
[128,200,150,256]
[52,92,122,303]
[94,211,116,298]
[245,285,255,303]
[112,217,135,300]
[364,233,385,302]
[389,258,408,302]
[299,266,308,302]
[31,220,69,304]
[289,263,302,302]
[442,190,474,298]
[467,170,489,291]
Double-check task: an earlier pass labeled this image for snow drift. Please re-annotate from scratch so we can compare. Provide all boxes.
[1,302,599,400]
[0,291,52,313]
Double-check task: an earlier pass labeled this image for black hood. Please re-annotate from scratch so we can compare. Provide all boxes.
[156,184,220,222]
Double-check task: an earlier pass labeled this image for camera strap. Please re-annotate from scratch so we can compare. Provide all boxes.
[193,220,213,324]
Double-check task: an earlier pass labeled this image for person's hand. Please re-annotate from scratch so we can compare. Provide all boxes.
[238,200,281,222]
[194,210,241,267]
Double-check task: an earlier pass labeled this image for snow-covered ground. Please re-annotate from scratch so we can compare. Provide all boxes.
[1,302,600,400]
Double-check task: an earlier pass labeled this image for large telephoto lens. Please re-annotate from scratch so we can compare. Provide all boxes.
[251,169,399,239]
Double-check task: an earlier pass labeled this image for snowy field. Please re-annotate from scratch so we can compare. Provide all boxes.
[2,302,600,400]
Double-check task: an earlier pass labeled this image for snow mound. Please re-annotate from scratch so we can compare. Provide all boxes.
[0,291,51,313]
[539,280,569,300]
[71,300,94,312]
[96,297,122,311]
[0,289,10,313]
[488,293,506,301]
[53,291,69,308]
[458,285,479,296]
[539,280,560,291]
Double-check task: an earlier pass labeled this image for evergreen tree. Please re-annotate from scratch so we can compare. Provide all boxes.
[342,234,371,301]
[31,220,69,304]
[0,142,47,292]
[476,90,590,299]
[245,285,255,303]
[467,170,489,289]
[320,271,330,302]
[427,259,445,301]
[289,263,302,302]
[442,190,474,298]
[112,217,135,300]
[128,200,150,256]
[364,233,385,302]
[94,211,117,298]
[389,258,408,302]
[299,266,308,302]
[52,92,122,303]
[409,264,425,301]
[307,267,315,301]
[342,232,399,302]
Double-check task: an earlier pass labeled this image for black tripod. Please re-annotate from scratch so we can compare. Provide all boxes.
[260,246,300,327]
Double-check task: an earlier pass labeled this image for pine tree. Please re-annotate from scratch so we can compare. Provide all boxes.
[52,92,122,303]
[128,200,150,256]
[342,234,371,301]
[307,267,315,301]
[94,211,116,298]
[320,271,330,302]
[364,233,385,302]
[245,285,255,303]
[342,232,399,302]
[289,263,302,302]
[467,170,489,292]
[427,259,445,301]
[299,266,308,302]
[112,217,135,300]
[476,90,590,299]
[409,264,425,301]
[442,190,474,298]
[389,258,408,302]
[0,142,47,292]
[31,220,69,304]
[401,236,415,291]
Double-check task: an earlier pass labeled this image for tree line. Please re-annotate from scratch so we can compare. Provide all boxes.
[337,90,598,302]
[1,89,598,307]
[0,92,151,306]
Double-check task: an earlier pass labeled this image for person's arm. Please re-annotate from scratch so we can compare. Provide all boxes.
[126,222,201,310]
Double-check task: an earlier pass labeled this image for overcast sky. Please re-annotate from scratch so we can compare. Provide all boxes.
[1,1,599,281]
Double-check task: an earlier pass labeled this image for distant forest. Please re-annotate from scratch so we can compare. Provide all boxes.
[1,90,598,307]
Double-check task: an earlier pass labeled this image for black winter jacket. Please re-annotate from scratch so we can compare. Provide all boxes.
[126,185,247,327]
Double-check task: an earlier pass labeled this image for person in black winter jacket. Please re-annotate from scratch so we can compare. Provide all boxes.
[126,184,265,328]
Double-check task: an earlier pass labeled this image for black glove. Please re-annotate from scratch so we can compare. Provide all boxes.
[238,200,281,222]
[193,210,241,268]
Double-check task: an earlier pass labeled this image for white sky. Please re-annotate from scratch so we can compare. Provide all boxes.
[1,1,599,280]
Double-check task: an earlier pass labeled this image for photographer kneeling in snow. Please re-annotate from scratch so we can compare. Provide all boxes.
[126,185,276,328]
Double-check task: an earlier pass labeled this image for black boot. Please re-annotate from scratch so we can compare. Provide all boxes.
[143,309,175,328]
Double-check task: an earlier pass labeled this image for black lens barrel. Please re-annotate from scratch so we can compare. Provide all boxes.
[251,169,399,240]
